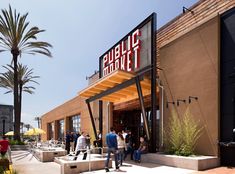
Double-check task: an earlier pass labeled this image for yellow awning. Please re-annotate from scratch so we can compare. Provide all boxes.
[79,70,157,104]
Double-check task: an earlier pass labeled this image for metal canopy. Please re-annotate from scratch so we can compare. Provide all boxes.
[79,70,152,104]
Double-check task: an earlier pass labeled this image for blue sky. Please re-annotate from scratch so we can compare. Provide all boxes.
[0,0,198,128]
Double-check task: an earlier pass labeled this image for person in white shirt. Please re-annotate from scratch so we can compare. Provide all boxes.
[73,132,87,160]
[117,132,126,166]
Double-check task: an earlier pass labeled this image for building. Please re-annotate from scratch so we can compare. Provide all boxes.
[0,104,14,135]
[41,0,235,166]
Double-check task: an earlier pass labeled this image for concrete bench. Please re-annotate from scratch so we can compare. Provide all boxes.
[55,154,112,174]
[32,148,67,162]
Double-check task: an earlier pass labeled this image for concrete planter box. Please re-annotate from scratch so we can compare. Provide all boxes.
[55,154,112,174]
[141,153,220,171]
[32,148,67,162]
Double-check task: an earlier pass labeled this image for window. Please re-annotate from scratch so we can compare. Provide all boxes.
[71,115,81,133]
[48,122,54,140]
[58,119,64,141]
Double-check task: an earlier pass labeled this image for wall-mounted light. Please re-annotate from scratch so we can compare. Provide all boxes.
[166,101,175,108]
[183,6,194,14]
[189,96,198,103]
[176,99,186,106]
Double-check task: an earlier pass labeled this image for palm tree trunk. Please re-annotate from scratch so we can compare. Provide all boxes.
[19,83,22,135]
[12,52,20,141]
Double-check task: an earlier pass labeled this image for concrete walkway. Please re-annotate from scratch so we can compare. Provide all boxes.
[12,151,60,174]
[11,150,235,174]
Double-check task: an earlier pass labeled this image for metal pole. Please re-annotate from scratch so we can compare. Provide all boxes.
[86,101,98,140]
[135,76,150,141]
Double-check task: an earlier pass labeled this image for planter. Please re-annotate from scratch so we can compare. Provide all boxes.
[141,153,220,171]
[0,158,9,171]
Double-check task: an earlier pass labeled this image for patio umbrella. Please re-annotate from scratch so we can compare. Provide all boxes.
[5,131,14,136]
[24,128,46,136]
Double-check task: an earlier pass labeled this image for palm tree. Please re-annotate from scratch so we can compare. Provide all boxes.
[0,63,39,113]
[0,63,39,138]
[34,117,41,128]
[0,5,52,140]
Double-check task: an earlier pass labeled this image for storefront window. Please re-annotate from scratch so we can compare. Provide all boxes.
[58,119,64,141]
[71,115,81,133]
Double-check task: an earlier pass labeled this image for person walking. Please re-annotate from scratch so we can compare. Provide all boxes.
[117,132,126,166]
[133,137,148,163]
[74,131,80,152]
[73,132,87,160]
[105,127,119,172]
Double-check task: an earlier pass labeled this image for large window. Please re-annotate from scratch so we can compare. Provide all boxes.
[48,122,54,140]
[71,115,81,133]
[58,119,64,141]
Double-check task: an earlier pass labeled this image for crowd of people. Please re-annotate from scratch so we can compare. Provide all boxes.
[63,127,148,172]
[105,127,148,172]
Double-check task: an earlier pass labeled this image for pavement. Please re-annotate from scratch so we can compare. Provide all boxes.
[11,150,235,174]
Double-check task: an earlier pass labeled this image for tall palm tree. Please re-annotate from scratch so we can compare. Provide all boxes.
[0,5,52,140]
[34,116,41,128]
[0,63,39,138]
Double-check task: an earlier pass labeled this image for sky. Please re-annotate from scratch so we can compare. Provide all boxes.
[0,0,198,128]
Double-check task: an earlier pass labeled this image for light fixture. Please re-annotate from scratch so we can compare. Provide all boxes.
[176,99,186,106]
[166,101,175,108]
[188,96,198,103]
[183,6,194,14]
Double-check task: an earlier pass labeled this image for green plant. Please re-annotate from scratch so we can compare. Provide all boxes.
[9,139,25,145]
[164,107,203,156]
[180,108,203,156]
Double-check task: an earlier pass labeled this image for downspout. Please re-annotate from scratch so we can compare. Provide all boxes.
[157,79,164,147]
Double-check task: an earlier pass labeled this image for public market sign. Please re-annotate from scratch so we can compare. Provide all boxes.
[99,14,154,77]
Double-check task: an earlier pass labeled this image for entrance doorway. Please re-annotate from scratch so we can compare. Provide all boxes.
[113,108,156,148]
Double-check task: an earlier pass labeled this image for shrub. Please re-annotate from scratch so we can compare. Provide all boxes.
[9,140,25,145]
[164,107,203,156]
[180,108,203,156]
[167,109,182,155]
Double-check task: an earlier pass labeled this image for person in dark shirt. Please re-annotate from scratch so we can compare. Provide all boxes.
[65,132,71,155]
[133,137,148,163]
[105,127,119,172]
[0,136,9,156]
[124,130,135,160]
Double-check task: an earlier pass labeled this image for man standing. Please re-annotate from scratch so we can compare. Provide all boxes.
[105,127,119,172]
[73,132,87,160]
[65,132,71,155]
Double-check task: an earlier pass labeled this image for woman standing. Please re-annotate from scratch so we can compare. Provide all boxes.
[117,132,126,166]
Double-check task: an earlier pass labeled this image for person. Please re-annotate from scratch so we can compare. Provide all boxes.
[73,131,80,151]
[105,127,119,172]
[0,136,9,156]
[122,130,127,140]
[65,132,71,155]
[133,137,148,163]
[70,132,74,153]
[124,130,135,160]
[86,133,91,149]
[73,132,87,160]
[117,132,126,166]
[93,130,102,154]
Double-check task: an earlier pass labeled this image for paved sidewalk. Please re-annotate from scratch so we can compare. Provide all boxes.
[12,151,60,174]
[11,150,235,174]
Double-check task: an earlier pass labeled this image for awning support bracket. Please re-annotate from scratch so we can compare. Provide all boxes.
[135,76,150,141]
[86,100,98,140]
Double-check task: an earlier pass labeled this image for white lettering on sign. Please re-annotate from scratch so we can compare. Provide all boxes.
[102,29,141,76]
